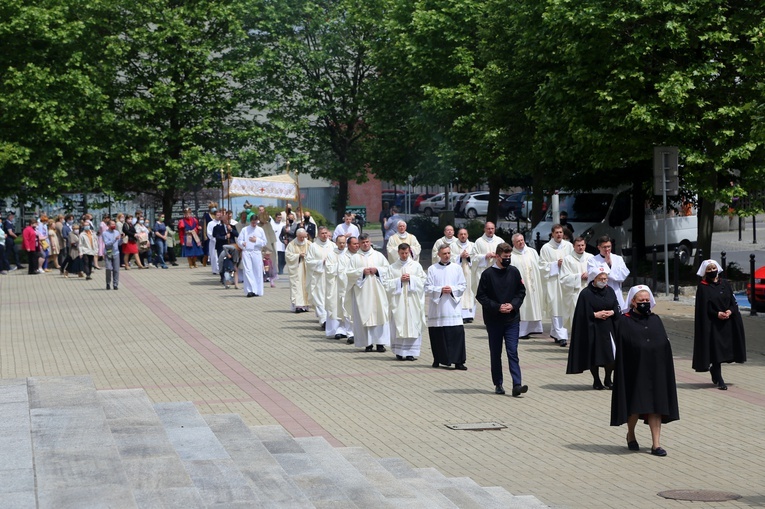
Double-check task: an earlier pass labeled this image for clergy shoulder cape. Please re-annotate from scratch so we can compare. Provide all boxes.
[469,234,504,295]
[559,251,594,330]
[587,253,630,311]
[539,239,575,316]
[510,246,543,322]
[385,258,426,339]
[285,239,311,307]
[425,262,466,327]
[431,236,458,265]
[347,249,390,327]
[386,232,422,264]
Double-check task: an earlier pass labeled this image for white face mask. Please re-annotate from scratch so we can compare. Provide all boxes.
[594,280,607,289]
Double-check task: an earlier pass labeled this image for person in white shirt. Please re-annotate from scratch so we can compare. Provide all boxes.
[426,244,468,370]
[206,209,221,275]
[332,213,360,241]
[386,243,427,361]
[347,233,391,352]
[270,214,286,274]
[539,224,575,346]
[469,222,504,297]
[510,233,544,338]
[237,215,268,297]
[306,226,335,328]
[587,235,630,311]
[559,236,594,331]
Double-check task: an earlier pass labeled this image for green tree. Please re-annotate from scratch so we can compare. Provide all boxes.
[530,0,765,258]
[246,0,384,223]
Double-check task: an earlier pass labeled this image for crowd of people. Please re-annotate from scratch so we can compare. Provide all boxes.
[0,206,748,456]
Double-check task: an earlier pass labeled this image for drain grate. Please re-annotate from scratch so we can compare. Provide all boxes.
[658,490,741,502]
[445,422,507,431]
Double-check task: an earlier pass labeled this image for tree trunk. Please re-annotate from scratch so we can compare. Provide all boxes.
[696,195,715,269]
[630,161,649,260]
[336,177,349,224]
[486,173,502,225]
[162,188,176,224]
[530,172,545,228]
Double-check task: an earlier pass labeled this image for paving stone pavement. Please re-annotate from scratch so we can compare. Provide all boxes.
[1,255,764,508]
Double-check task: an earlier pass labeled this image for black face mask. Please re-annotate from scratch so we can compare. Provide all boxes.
[636,302,651,315]
[705,270,718,281]
[500,258,512,268]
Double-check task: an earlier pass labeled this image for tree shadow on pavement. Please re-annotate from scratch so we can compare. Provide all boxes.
[564,443,634,455]
[537,384,597,391]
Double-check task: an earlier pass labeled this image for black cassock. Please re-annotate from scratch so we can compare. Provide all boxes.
[566,283,621,374]
[692,278,747,372]
[610,311,679,426]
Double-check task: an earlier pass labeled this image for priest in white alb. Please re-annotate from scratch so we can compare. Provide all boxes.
[324,235,350,339]
[285,229,311,313]
[332,213,360,241]
[426,244,468,370]
[587,235,630,311]
[340,236,361,344]
[206,209,221,275]
[386,220,421,264]
[385,243,426,361]
[510,233,544,338]
[470,222,504,296]
[539,224,575,346]
[431,225,458,264]
[306,226,335,328]
[559,236,594,332]
[347,233,391,352]
[454,228,476,323]
[236,215,268,298]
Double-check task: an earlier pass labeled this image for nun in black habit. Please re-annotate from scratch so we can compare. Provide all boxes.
[566,265,621,390]
[610,285,679,457]
[692,259,747,390]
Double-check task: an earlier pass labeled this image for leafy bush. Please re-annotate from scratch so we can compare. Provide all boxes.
[406,216,441,243]
[462,220,485,240]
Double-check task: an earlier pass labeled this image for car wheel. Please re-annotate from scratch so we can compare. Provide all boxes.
[423,207,433,217]
[467,208,478,219]
[677,242,692,266]
[505,211,517,222]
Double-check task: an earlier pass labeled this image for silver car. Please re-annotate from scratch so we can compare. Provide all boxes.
[418,192,457,216]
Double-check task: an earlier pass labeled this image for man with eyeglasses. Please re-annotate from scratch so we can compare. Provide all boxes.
[587,235,630,311]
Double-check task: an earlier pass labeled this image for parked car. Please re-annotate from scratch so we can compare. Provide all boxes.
[418,193,456,216]
[453,192,479,218]
[381,190,406,210]
[746,265,765,312]
[461,192,508,219]
[498,192,530,221]
[412,193,436,211]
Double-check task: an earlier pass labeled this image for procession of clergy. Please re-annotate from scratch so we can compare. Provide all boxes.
[278,218,623,367]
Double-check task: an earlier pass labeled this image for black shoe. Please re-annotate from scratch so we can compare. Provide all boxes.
[495,385,505,395]
[334,334,343,340]
[627,438,640,451]
[512,384,528,397]
[718,381,728,390]
[455,364,467,371]
[113,286,118,290]
[346,338,354,345]
[651,447,667,457]
[171,263,178,266]
[106,285,110,290]
[396,355,404,360]
[406,356,415,361]
[86,276,92,280]
[519,334,531,340]
[432,361,439,368]
[376,345,386,353]
[365,345,373,352]
[320,322,326,330]
[247,292,255,298]
[593,381,605,390]
[337,334,347,339]
[551,336,559,343]
[559,340,568,347]
[604,380,613,390]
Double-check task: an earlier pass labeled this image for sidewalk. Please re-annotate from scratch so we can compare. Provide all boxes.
[1,261,764,508]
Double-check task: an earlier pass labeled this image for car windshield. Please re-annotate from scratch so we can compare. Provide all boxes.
[554,193,613,222]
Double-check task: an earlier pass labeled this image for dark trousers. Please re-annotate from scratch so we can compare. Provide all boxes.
[26,250,39,274]
[6,241,22,268]
[486,320,522,387]
[82,255,94,276]
[277,251,285,274]
[0,245,9,271]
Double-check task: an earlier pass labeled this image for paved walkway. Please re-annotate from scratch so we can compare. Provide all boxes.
[1,244,764,508]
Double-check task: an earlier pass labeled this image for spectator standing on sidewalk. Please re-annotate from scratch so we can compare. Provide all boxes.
[22,219,42,274]
[102,220,122,290]
[3,211,24,270]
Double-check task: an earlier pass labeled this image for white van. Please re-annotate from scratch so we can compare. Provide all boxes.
[530,187,697,264]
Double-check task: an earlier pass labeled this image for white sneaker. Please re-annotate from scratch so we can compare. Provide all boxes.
[37,269,45,274]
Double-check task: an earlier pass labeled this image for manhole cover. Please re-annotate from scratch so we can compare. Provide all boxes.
[658,490,741,502]
[445,422,507,431]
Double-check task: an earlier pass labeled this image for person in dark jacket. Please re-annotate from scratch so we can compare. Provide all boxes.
[566,265,621,389]
[476,242,527,397]
[611,285,679,457]
[692,259,746,390]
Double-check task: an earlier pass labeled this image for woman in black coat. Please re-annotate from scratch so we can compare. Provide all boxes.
[566,266,621,389]
[611,285,679,457]
[692,259,746,390]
